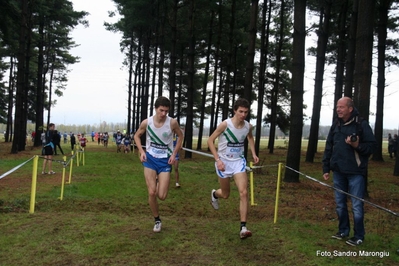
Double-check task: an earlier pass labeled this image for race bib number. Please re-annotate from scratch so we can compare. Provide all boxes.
[225,142,244,159]
[149,142,168,158]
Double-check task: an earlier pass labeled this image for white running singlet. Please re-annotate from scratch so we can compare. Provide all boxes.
[146,116,173,158]
[218,118,250,161]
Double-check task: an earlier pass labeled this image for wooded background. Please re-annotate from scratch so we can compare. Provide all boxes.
[1,0,399,180]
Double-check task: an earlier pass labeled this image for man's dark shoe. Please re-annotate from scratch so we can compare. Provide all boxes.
[346,237,363,246]
[331,232,347,240]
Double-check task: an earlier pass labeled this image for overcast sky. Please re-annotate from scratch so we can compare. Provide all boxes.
[49,0,399,130]
[51,0,127,126]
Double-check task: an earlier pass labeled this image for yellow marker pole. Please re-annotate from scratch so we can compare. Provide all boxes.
[82,147,85,166]
[29,156,39,214]
[274,163,283,223]
[59,156,66,201]
[250,162,257,206]
[77,147,80,167]
[67,151,74,184]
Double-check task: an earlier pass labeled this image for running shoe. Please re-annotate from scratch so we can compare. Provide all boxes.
[153,221,162,233]
[48,171,56,174]
[240,226,252,239]
[176,183,181,188]
[211,189,219,210]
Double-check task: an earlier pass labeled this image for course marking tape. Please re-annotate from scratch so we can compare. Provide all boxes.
[0,156,35,180]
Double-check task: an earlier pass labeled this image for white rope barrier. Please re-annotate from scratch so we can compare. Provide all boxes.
[182,147,260,172]
[284,165,399,217]
[0,156,35,180]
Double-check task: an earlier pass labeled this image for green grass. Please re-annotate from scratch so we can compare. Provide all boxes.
[0,139,398,265]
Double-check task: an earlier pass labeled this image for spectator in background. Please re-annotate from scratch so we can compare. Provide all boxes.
[115,130,123,153]
[41,130,46,145]
[63,132,68,144]
[53,130,64,155]
[79,134,87,149]
[70,133,76,151]
[42,123,56,175]
[103,132,109,148]
[122,134,132,153]
[388,133,394,158]
[393,134,398,158]
[31,131,36,143]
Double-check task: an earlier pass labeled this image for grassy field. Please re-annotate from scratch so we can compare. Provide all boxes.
[0,139,398,266]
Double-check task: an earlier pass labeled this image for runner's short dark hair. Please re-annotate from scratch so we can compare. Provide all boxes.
[233,98,250,111]
[155,96,171,109]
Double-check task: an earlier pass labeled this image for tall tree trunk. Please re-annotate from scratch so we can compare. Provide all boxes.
[243,0,259,103]
[139,39,148,145]
[5,57,15,143]
[150,1,160,117]
[176,46,184,124]
[135,33,143,135]
[209,3,222,137]
[184,0,195,159]
[269,0,285,153]
[284,0,306,183]
[354,0,376,197]
[34,13,45,147]
[354,0,375,120]
[197,10,214,150]
[169,0,178,116]
[372,0,391,162]
[333,0,348,122]
[394,149,399,176]
[145,32,151,122]
[243,0,258,159]
[127,35,134,134]
[158,0,166,97]
[150,43,157,117]
[21,17,32,150]
[222,0,236,120]
[142,34,150,127]
[12,0,29,153]
[344,0,359,97]
[305,0,332,162]
[46,54,56,127]
[255,0,271,155]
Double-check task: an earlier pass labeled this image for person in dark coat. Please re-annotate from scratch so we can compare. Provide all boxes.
[70,133,76,151]
[322,97,376,247]
[53,130,64,155]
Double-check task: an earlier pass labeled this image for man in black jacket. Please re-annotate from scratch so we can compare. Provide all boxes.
[322,97,376,246]
[42,123,56,174]
[53,130,64,155]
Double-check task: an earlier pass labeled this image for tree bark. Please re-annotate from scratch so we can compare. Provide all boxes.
[344,0,358,97]
[255,0,271,155]
[372,0,392,162]
[197,10,214,150]
[333,0,348,122]
[11,0,29,153]
[184,0,196,159]
[269,0,285,154]
[305,0,332,162]
[284,0,306,183]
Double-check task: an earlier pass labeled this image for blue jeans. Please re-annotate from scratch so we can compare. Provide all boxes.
[333,172,365,240]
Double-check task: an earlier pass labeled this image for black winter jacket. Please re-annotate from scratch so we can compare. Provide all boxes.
[322,109,376,176]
